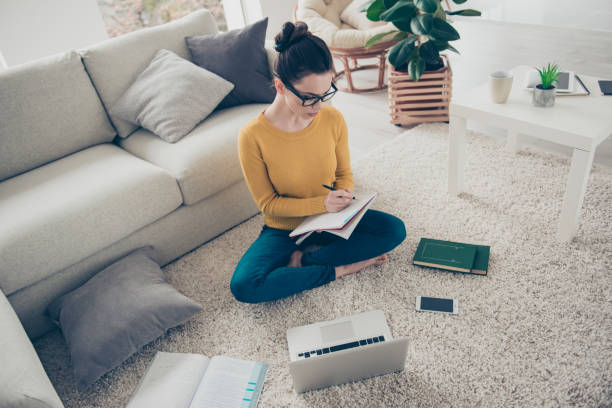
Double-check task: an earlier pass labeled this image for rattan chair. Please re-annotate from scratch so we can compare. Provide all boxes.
[295,0,397,93]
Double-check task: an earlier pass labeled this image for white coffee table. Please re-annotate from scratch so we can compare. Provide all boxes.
[448,65,612,242]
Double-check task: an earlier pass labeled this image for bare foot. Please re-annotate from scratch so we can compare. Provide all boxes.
[335,253,389,279]
[287,250,303,267]
[374,253,389,266]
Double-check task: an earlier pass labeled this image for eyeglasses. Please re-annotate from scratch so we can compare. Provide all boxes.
[283,81,338,107]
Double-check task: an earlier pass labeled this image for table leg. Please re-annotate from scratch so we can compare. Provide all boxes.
[506,129,520,153]
[448,115,467,195]
[556,148,595,242]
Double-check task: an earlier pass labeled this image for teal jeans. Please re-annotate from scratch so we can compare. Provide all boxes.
[230,209,406,303]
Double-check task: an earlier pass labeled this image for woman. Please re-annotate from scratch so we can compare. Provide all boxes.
[230,21,406,303]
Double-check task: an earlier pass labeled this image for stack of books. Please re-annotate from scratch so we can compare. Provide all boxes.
[413,238,490,276]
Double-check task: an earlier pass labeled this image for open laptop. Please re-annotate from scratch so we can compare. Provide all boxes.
[287,310,409,393]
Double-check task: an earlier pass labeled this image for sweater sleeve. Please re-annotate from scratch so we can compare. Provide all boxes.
[238,128,327,217]
[330,110,354,191]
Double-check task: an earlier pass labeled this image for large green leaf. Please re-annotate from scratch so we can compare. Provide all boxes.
[365,30,398,48]
[452,0,468,4]
[388,36,417,67]
[380,1,417,23]
[415,0,438,13]
[419,40,440,64]
[393,18,414,32]
[446,9,482,16]
[383,0,399,8]
[408,57,425,81]
[431,39,460,54]
[391,31,409,41]
[410,13,433,35]
[446,43,459,54]
[367,0,386,21]
[429,17,460,41]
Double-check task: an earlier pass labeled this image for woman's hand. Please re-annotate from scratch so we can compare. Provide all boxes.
[324,189,353,213]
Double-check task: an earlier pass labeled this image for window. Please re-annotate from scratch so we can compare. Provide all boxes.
[96,0,227,38]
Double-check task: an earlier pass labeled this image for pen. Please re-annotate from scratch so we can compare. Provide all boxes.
[322,184,355,199]
[574,74,590,95]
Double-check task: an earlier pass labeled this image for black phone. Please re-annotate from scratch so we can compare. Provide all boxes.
[416,296,458,314]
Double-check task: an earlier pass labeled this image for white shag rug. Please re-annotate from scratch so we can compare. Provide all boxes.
[35,123,612,407]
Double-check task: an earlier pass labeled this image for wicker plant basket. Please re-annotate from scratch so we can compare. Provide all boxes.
[388,54,452,125]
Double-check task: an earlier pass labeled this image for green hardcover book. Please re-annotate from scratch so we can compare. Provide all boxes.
[413,238,490,275]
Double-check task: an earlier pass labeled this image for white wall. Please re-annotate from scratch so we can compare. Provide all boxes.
[0,0,108,67]
[461,0,612,32]
[234,0,294,39]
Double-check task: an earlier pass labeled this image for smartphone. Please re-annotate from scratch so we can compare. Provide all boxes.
[416,296,458,315]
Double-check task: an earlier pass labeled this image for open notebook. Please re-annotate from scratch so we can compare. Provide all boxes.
[127,352,267,408]
[290,192,377,245]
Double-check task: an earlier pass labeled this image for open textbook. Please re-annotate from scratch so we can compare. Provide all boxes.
[290,192,377,245]
[127,352,267,408]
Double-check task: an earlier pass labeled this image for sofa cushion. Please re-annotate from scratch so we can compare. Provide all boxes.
[0,289,64,408]
[0,50,116,182]
[0,144,183,295]
[109,49,234,143]
[119,103,266,205]
[80,9,218,139]
[47,247,202,391]
[185,18,275,110]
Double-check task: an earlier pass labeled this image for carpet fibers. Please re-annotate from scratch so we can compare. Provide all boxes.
[35,124,612,407]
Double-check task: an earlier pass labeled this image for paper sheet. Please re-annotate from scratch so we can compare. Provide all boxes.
[189,356,267,408]
[126,352,209,408]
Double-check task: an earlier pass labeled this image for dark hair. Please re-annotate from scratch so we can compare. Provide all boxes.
[274,21,333,85]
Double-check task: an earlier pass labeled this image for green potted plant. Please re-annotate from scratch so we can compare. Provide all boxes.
[363,0,481,81]
[533,62,560,107]
[361,0,480,125]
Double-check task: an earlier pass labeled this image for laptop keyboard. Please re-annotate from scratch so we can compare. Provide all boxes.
[297,336,385,359]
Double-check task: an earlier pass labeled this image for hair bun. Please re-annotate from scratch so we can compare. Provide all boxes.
[274,21,309,53]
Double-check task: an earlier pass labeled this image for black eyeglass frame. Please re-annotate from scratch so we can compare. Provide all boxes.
[282,81,338,107]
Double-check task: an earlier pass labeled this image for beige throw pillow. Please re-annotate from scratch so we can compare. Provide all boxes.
[110,49,234,143]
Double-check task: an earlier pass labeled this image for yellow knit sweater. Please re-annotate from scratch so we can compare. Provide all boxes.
[238,105,354,230]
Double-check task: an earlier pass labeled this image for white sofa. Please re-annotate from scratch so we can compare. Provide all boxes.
[0,9,274,341]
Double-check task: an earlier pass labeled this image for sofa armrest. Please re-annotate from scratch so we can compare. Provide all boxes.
[0,290,64,408]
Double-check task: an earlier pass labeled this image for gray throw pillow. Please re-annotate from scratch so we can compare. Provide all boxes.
[186,17,276,109]
[109,49,234,143]
[47,247,203,391]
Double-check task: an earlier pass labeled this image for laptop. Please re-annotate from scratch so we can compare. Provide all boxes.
[287,310,409,393]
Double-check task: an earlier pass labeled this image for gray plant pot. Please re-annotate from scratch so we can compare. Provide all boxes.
[533,85,556,107]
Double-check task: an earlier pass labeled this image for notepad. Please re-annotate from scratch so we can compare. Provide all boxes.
[413,238,490,275]
[127,352,267,408]
[290,192,377,245]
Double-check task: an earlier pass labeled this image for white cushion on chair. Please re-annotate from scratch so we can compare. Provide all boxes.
[297,0,396,49]
[340,0,387,30]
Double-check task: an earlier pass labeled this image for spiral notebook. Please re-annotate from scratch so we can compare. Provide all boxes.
[290,192,377,245]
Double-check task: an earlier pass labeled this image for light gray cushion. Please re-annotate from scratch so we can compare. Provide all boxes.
[80,9,218,138]
[0,144,183,296]
[109,49,233,143]
[0,289,64,408]
[119,103,267,205]
[186,18,276,110]
[0,50,115,181]
[47,247,203,391]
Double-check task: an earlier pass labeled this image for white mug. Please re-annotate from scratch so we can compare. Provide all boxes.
[489,71,513,104]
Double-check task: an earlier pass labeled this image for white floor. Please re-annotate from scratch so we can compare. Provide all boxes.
[332,19,612,168]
